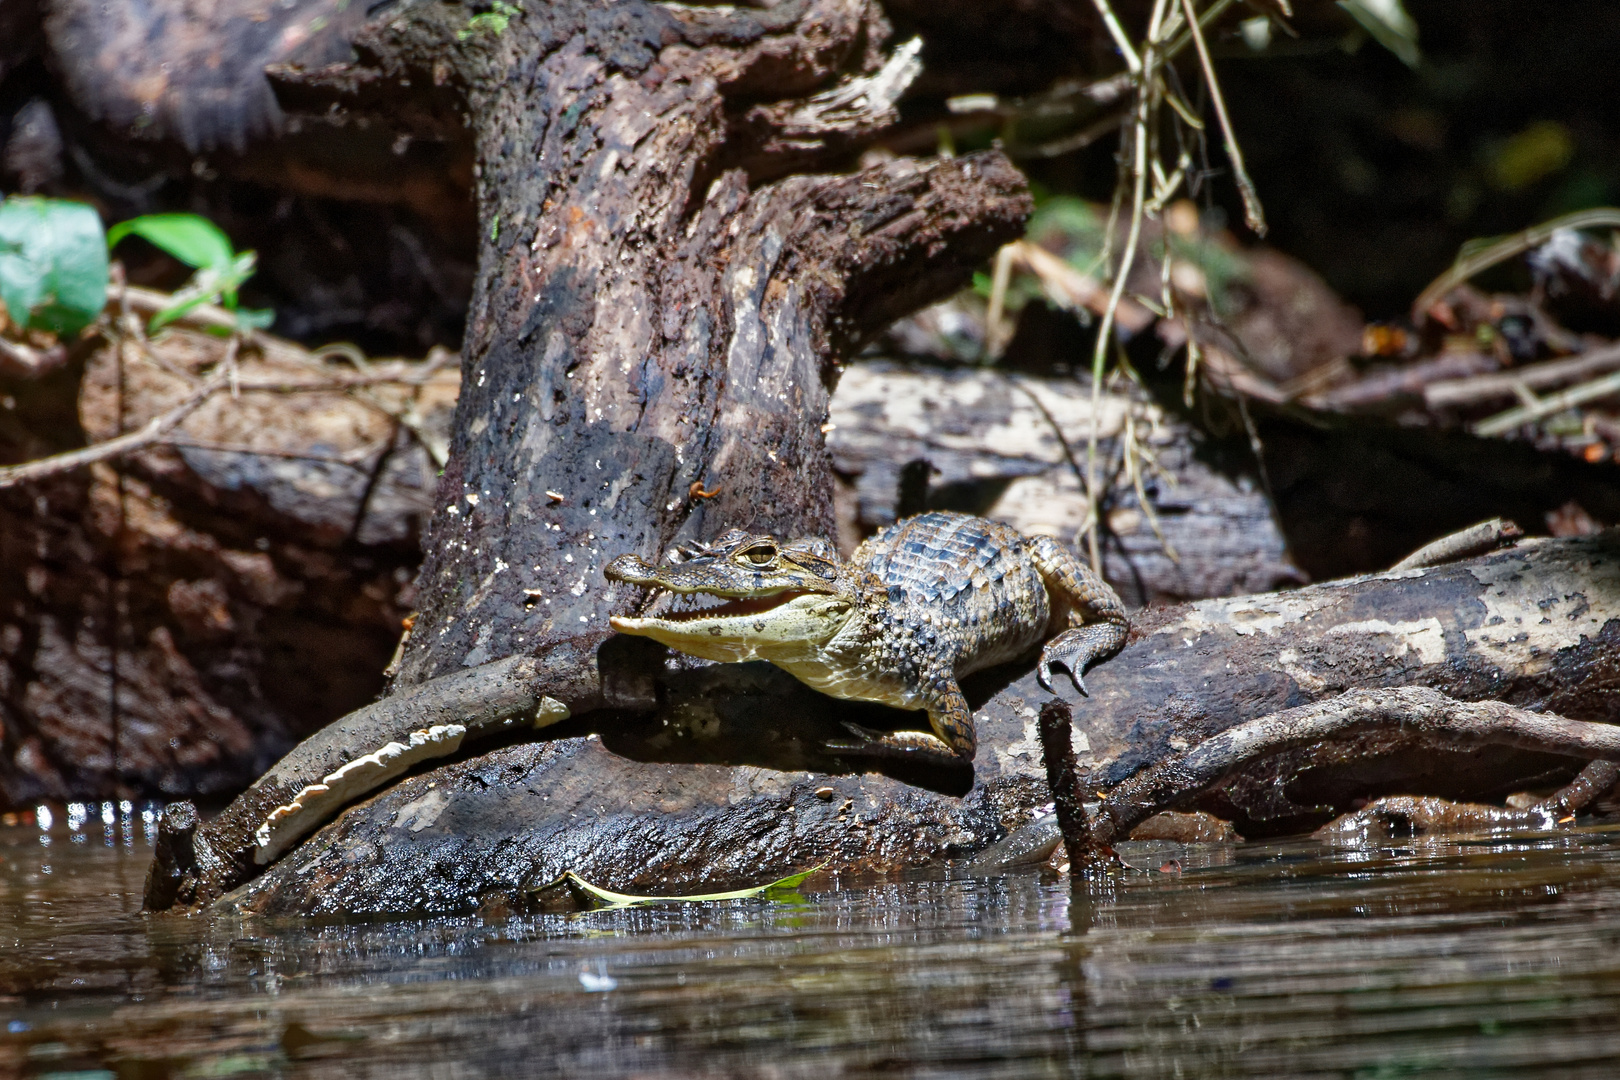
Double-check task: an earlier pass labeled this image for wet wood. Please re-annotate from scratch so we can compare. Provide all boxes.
[223,533,1620,916]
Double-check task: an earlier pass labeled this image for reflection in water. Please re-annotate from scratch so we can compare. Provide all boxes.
[3,813,1620,1077]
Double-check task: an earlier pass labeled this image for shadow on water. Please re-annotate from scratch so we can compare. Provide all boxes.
[5,808,1620,1077]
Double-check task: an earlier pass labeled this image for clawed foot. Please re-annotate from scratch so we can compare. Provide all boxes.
[1038,623,1128,697]
[1037,652,1087,697]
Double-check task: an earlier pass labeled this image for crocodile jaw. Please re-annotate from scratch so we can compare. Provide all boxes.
[609,593,853,664]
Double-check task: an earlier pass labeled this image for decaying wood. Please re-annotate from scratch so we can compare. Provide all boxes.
[0,319,453,806]
[212,533,1618,916]
[138,0,1031,910]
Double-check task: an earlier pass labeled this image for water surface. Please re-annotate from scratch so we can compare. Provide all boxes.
[4,807,1620,1077]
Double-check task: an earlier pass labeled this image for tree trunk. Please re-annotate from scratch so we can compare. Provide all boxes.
[324,0,1029,692]
[142,0,1028,909]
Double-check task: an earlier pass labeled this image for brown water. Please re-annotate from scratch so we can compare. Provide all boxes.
[4,806,1620,1078]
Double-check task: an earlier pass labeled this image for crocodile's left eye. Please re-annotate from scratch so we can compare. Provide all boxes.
[742,545,776,566]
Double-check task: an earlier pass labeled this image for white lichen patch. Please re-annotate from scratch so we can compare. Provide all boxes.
[254,723,467,864]
[392,788,450,833]
[1324,618,1447,666]
[1465,540,1620,673]
[1157,590,1319,641]
[990,704,1089,778]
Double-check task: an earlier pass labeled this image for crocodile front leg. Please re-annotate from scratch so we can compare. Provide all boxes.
[1029,535,1129,695]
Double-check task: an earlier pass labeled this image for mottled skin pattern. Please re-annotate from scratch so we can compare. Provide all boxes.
[606,511,1129,760]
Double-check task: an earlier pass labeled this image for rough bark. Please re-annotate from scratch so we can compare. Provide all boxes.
[224,533,1619,916]
[138,0,1028,909]
[277,0,1033,700]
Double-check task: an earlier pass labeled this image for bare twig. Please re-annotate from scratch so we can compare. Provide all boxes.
[1425,341,1620,410]
[1089,0,1143,74]
[1473,368,1620,437]
[984,244,1017,357]
[1412,207,1620,325]
[1085,0,1171,573]
[1178,0,1265,236]
[0,332,455,489]
[0,335,69,379]
[1088,687,1620,846]
[0,363,234,489]
[1390,518,1522,571]
[1010,241,1154,331]
[1010,376,1102,546]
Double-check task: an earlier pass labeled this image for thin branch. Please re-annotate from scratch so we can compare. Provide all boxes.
[1425,344,1620,411]
[0,339,454,489]
[1089,0,1143,74]
[1179,0,1265,235]
[0,359,235,490]
[1088,687,1620,846]
[1389,517,1522,571]
[1085,0,1167,572]
[1473,368,1620,437]
[1411,207,1620,325]
[0,335,69,379]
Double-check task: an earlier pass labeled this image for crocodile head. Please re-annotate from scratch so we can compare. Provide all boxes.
[605,529,856,663]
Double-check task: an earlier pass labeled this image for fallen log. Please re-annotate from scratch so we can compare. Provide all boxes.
[209,531,1618,916]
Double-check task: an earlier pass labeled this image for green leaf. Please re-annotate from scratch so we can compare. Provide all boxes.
[0,197,109,335]
[234,306,274,331]
[145,251,259,332]
[537,865,824,909]
[1338,0,1420,68]
[108,213,236,270]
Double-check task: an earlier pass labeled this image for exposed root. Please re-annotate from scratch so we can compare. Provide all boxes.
[1087,686,1620,847]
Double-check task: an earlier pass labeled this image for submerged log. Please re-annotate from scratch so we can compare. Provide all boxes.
[220,532,1619,916]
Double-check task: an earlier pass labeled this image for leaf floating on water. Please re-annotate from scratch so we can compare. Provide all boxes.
[536,865,824,909]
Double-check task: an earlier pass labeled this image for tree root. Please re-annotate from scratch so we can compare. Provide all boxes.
[1316,758,1620,842]
[974,686,1620,874]
[1089,686,1620,847]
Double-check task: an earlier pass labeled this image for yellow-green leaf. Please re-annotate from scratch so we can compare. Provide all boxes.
[537,865,824,908]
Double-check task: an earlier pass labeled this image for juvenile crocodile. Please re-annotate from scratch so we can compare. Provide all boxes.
[605,511,1129,759]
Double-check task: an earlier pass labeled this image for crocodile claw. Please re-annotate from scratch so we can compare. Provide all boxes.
[1037,654,1088,697]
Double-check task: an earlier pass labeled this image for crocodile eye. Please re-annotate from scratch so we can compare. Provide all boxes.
[743,545,776,566]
